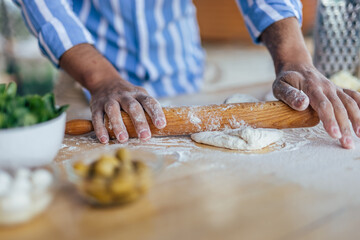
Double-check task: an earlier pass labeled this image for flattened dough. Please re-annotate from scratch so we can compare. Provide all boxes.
[191,94,284,150]
[330,71,360,91]
[224,93,260,104]
[191,127,283,150]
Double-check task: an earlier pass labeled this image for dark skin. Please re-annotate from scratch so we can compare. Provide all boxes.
[60,17,360,149]
[60,44,166,144]
[262,17,360,149]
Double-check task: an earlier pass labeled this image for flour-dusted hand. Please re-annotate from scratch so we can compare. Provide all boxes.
[90,80,166,144]
[261,18,360,149]
[272,65,360,149]
[60,44,166,144]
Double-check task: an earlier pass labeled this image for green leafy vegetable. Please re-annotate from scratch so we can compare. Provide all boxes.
[0,82,69,129]
[0,84,6,94]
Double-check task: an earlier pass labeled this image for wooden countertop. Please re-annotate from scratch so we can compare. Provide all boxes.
[2,82,360,240]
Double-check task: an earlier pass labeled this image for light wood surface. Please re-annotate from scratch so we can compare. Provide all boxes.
[65,102,319,138]
[1,83,360,240]
[0,135,357,240]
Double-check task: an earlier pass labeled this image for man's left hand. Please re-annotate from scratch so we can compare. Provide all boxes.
[273,64,360,149]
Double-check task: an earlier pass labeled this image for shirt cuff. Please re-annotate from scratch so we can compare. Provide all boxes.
[238,1,303,44]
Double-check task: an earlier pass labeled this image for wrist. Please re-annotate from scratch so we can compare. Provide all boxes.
[82,66,124,94]
[261,18,313,74]
[273,47,314,74]
[274,51,314,75]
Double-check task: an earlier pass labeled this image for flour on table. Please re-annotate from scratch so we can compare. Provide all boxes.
[191,94,284,151]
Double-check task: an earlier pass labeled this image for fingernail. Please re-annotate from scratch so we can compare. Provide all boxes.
[356,127,360,136]
[100,135,108,143]
[331,126,342,139]
[155,118,166,128]
[344,136,355,149]
[295,98,304,108]
[117,132,128,143]
[139,129,151,140]
[294,96,309,110]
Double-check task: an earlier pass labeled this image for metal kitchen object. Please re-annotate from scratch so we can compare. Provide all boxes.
[314,0,360,78]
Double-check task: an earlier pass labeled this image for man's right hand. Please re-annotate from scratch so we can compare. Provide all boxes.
[90,79,166,143]
[60,44,166,144]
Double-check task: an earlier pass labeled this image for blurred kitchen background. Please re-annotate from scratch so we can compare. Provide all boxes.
[0,0,317,96]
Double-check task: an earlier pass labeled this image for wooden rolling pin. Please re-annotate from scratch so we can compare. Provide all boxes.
[65,101,319,139]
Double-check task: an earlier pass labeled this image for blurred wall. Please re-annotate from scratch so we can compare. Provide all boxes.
[193,0,317,42]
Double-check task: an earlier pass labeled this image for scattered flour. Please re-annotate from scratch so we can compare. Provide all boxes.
[61,121,360,200]
[58,88,360,203]
[188,111,202,125]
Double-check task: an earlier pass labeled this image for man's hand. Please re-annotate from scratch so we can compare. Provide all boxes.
[90,79,166,143]
[273,65,360,149]
[261,18,360,149]
[60,44,166,144]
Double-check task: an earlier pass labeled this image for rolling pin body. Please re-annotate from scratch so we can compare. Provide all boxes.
[65,101,319,138]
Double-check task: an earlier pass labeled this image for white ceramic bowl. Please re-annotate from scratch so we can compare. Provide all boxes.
[0,113,66,168]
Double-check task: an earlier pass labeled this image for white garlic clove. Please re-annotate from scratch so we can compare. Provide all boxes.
[11,178,32,194]
[32,169,53,192]
[0,192,31,212]
[0,171,12,196]
[15,168,31,180]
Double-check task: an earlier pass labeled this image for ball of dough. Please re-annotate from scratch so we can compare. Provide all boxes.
[330,71,360,91]
[224,94,260,104]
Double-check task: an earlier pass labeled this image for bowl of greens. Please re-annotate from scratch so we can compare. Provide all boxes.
[0,82,68,168]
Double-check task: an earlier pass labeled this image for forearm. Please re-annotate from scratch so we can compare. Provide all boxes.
[59,44,127,93]
[59,43,166,144]
[260,17,312,74]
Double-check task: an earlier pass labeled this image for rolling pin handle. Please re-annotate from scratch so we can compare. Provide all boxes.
[65,119,94,135]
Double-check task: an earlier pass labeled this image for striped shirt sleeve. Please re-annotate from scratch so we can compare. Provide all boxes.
[236,0,303,44]
[12,0,94,67]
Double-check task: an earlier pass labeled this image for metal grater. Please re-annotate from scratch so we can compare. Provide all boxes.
[313,0,360,78]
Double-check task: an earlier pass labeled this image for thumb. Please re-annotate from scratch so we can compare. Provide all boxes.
[273,79,310,111]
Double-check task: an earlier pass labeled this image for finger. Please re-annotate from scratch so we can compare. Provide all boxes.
[104,100,129,143]
[308,88,342,139]
[273,80,310,111]
[343,89,360,108]
[136,94,166,129]
[121,97,151,141]
[338,90,360,137]
[91,109,109,144]
[328,93,354,149]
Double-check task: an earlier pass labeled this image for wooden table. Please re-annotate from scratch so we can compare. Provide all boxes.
[2,83,360,240]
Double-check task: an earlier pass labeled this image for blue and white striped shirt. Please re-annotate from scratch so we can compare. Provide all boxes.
[13,0,302,98]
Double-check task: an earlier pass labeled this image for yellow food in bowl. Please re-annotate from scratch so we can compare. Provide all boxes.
[72,148,151,205]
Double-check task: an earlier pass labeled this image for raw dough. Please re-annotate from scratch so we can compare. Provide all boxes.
[224,93,260,104]
[330,71,360,91]
[191,94,283,150]
[191,127,283,150]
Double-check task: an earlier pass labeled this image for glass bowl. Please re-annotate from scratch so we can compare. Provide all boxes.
[61,146,164,206]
